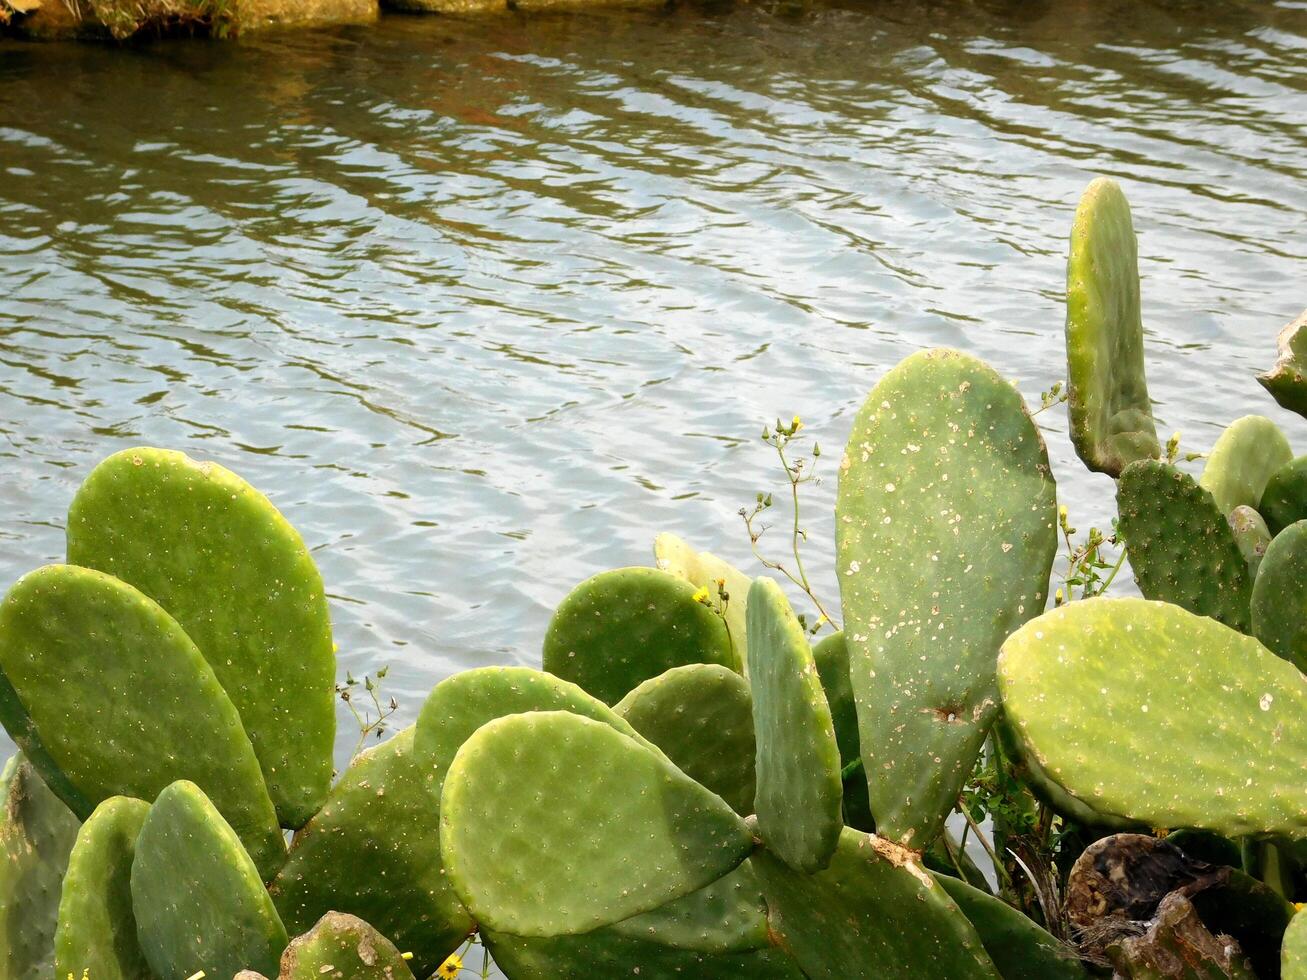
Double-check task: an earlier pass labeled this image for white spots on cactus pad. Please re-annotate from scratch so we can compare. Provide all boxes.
[1260,693,1273,711]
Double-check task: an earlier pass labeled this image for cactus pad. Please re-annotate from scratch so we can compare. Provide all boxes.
[279,912,414,980]
[835,347,1057,848]
[933,873,1088,979]
[1116,460,1252,631]
[1260,456,1307,535]
[754,827,1000,979]
[1065,176,1161,476]
[609,860,769,954]
[1284,907,1307,980]
[54,796,152,980]
[67,446,335,829]
[1258,309,1307,420]
[132,781,288,980]
[748,577,842,872]
[999,598,1307,839]
[811,631,858,768]
[543,566,736,705]
[615,663,756,816]
[0,564,284,878]
[1251,520,1307,673]
[1198,415,1292,515]
[1229,506,1273,577]
[270,727,473,979]
[440,710,752,937]
[0,754,81,980]
[654,532,753,669]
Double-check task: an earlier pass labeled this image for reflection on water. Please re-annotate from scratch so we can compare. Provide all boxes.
[0,2,1304,771]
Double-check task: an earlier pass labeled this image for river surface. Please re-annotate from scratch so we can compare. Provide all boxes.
[1,0,1305,904]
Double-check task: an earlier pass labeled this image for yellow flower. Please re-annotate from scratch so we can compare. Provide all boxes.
[791,415,803,432]
[437,953,463,978]
[691,587,712,604]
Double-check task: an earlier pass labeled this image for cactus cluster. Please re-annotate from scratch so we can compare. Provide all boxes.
[0,175,1303,979]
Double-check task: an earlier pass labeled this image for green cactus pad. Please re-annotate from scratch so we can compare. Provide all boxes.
[1116,460,1252,631]
[66,446,335,829]
[1065,176,1161,477]
[615,664,756,816]
[1229,506,1273,577]
[754,827,1000,979]
[811,632,857,768]
[748,577,842,872]
[279,912,414,980]
[1284,908,1307,980]
[54,797,152,980]
[835,347,1057,848]
[999,598,1307,839]
[132,781,288,980]
[1261,456,1307,535]
[0,754,81,980]
[933,873,1088,979]
[1251,520,1307,673]
[483,928,803,979]
[654,532,753,670]
[542,566,737,705]
[1258,310,1307,420]
[1198,415,1293,515]
[440,711,752,937]
[269,727,473,979]
[609,860,769,954]
[0,564,285,878]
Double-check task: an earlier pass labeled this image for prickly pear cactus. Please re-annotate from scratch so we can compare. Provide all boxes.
[439,710,752,937]
[66,447,335,829]
[0,565,285,878]
[1261,456,1307,535]
[543,567,737,704]
[615,663,757,816]
[753,827,1001,979]
[1115,460,1252,632]
[0,754,81,980]
[748,577,842,872]
[279,912,414,980]
[999,598,1307,839]
[608,860,769,954]
[1198,415,1292,515]
[131,781,288,980]
[1229,506,1273,577]
[1258,309,1307,420]
[810,632,857,768]
[1251,520,1307,673]
[54,797,152,980]
[654,532,753,670]
[933,873,1089,979]
[269,727,474,979]
[1065,176,1161,476]
[835,347,1057,848]
[1284,907,1307,980]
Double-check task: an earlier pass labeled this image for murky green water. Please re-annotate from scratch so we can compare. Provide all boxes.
[1,0,1304,789]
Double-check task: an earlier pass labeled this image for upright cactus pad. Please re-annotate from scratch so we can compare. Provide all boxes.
[132,781,288,980]
[654,532,753,669]
[754,828,1001,979]
[748,577,842,872]
[835,347,1057,848]
[543,567,737,705]
[269,727,474,979]
[1229,506,1273,577]
[1198,415,1293,515]
[811,632,858,769]
[1260,456,1307,534]
[608,860,769,954]
[999,598,1307,839]
[1115,460,1252,631]
[440,711,752,937]
[1065,176,1161,476]
[615,663,756,816]
[1258,309,1307,420]
[0,565,284,878]
[54,797,152,980]
[66,447,335,829]
[0,754,81,980]
[1251,520,1307,673]
[279,912,414,980]
[1284,908,1307,980]
[933,873,1088,979]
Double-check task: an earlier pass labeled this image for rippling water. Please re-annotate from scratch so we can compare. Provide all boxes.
[1,1,1305,786]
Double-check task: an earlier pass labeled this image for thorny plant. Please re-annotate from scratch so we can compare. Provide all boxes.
[336,666,399,761]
